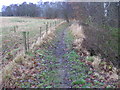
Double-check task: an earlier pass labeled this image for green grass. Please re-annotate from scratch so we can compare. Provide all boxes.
[65,30,74,48]
[1,17,62,64]
[21,23,68,88]
[72,79,86,85]
[14,46,59,88]
[86,56,94,62]
[85,18,119,64]
[9,21,117,88]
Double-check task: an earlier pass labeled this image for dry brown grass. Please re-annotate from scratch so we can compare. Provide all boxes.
[2,21,65,88]
[70,21,119,67]
[1,17,62,68]
[69,21,119,81]
[2,53,25,82]
[69,22,89,56]
[30,21,64,50]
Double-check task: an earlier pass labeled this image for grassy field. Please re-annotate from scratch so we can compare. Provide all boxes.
[3,21,119,88]
[1,17,61,66]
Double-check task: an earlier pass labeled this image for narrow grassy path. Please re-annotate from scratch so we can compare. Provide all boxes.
[50,24,70,88]
[32,23,91,88]
[35,23,71,88]
[33,22,117,88]
[9,22,118,88]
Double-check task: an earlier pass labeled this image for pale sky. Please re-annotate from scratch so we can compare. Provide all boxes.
[0,0,118,12]
[0,0,64,12]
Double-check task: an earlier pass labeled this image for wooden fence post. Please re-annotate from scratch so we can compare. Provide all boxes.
[50,23,51,27]
[48,22,49,27]
[16,25,18,30]
[46,24,48,33]
[53,22,54,26]
[40,27,42,38]
[14,26,16,33]
[22,31,27,53]
[47,22,49,27]
[55,21,56,26]
[27,32,29,50]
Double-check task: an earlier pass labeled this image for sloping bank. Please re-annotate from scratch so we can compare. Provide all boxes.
[68,21,119,88]
[2,21,119,88]
[2,21,65,88]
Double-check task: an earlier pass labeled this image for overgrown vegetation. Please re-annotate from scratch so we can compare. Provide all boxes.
[1,1,119,89]
[70,2,119,68]
[1,17,61,67]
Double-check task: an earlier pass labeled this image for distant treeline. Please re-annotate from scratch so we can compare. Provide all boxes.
[2,2,120,67]
[2,2,73,19]
[2,2,119,27]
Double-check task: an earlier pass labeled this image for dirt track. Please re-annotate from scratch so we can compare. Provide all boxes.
[47,25,71,88]
[3,22,119,88]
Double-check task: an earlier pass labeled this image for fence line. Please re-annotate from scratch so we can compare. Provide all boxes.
[2,19,64,67]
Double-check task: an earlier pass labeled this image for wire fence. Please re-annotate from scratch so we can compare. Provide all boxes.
[2,18,63,67]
